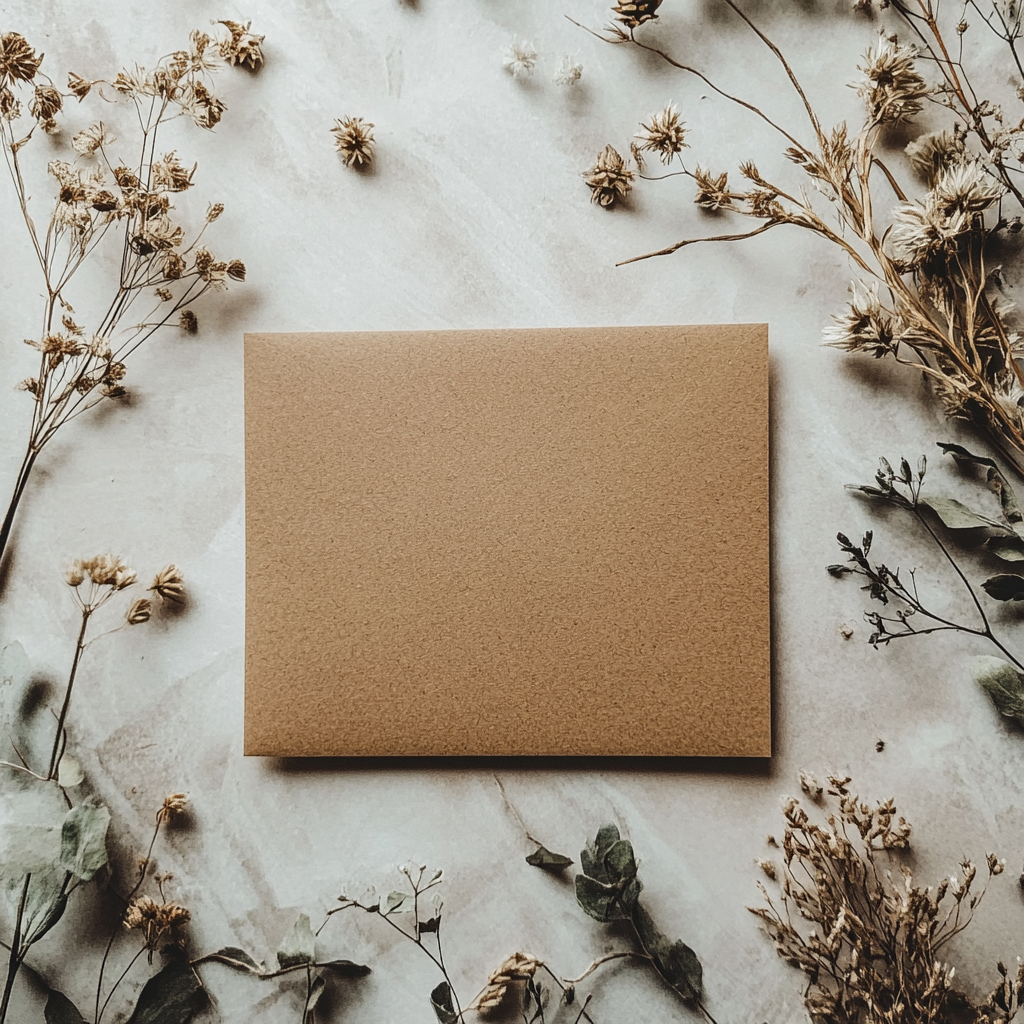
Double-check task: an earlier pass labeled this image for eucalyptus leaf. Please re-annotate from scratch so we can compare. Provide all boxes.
[56,756,84,789]
[632,902,703,1004]
[59,797,110,881]
[525,846,573,871]
[277,912,316,969]
[574,873,642,922]
[305,974,326,1016]
[125,956,207,1024]
[430,981,458,1024]
[44,987,87,1024]
[981,574,1024,601]
[319,959,371,978]
[972,656,1024,723]
[987,536,1024,561]
[919,496,1002,530]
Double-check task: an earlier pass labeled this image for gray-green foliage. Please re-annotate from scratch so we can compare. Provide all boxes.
[972,656,1024,724]
[570,825,704,1006]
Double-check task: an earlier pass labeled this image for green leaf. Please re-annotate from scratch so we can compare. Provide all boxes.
[44,987,87,1024]
[20,868,69,946]
[59,797,109,881]
[938,443,1024,526]
[196,947,263,974]
[525,846,573,871]
[56,756,84,789]
[277,913,316,970]
[126,956,207,1024]
[632,902,703,1004]
[320,959,371,978]
[574,873,642,922]
[919,496,1001,530]
[972,656,1024,723]
[981,574,1024,601]
[430,981,458,1024]
[987,536,1024,561]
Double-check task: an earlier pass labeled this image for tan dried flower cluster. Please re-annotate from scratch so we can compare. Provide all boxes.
[158,792,190,823]
[472,952,543,1011]
[634,103,688,165]
[65,555,136,593]
[752,776,1017,1024]
[857,34,930,125]
[332,116,375,169]
[613,0,664,28]
[584,144,635,207]
[215,19,264,69]
[124,894,191,954]
[149,565,186,605]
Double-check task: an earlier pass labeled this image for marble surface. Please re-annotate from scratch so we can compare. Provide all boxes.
[1,0,1023,1021]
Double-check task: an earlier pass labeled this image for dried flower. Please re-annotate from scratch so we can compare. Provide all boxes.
[905,129,966,185]
[0,33,42,84]
[823,284,901,357]
[227,259,246,281]
[932,158,1004,215]
[67,71,92,100]
[66,555,136,596]
[613,0,664,28]
[126,598,152,625]
[124,894,191,953]
[553,55,583,86]
[149,564,185,604]
[474,952,543,1011]
[798,769,823,801]
[502,39,537,79]
[159,792,189,822]
[178,310,198,334]
[29,84,62,123]
[693,167,732,210]
[71,123,110,157]
[152,152,196,193]
[635,103,688,164]
[584,145,634,208]
[205,202,224,222]
[857,34,929,124]
[331,116,375,169]
[215,20,264,69]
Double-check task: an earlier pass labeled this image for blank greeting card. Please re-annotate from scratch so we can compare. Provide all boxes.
[243,325,770,757]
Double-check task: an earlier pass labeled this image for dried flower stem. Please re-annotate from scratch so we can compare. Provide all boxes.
[0,877,30,1024]
[45,606,91,781]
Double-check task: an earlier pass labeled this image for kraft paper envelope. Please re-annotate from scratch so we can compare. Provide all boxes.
[244,325,770,757]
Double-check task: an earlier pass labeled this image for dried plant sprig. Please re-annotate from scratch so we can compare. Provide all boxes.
[584,144,635,207]
[634,103,688,164]
[214,19,264,69]
[752,775,1012,1024]
[331,115,375,168]
[554,55,584,86]
[502,38,538,79]
[577,1,1024,476]
[0,27,256,569]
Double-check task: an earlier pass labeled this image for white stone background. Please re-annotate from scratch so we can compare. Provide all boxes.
[1,0,1023,1021]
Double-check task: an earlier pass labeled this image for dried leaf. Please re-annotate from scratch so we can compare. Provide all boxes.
[919,496,1001,530]
[319,959,371,978]
[57,756,84,788]
[277,912,316,969]
[430,981,458,1024]
[972,656,1024,723]
[126,956,207,1024]
[632,902,703,1004]
[525,846,573,871]
[986,536,1024,561]
[980,574,1024,601]
[59,797,110,881]
[44,987,87,1024]
[195,947,263,974]
[305,974,326,1016]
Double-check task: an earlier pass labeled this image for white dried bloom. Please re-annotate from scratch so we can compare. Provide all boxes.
[502,39,537,79]
[889,197,970,268]
[71,122,110,156]
[823,284,900,357]
[905,129,965,184]
[932,159,1004,215]
[856,34,928,124]
[553,55,582,86]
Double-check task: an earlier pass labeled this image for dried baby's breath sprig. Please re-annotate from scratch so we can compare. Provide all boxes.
[752,776,1007,1024]
[584,144,634,207]
[635,103,688,164]
[502,38,538,79]
[554,55,583,86]
[149,565,185,604]
[331,116,375,169]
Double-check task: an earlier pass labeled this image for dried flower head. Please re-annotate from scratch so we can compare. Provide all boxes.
[67,71,92,100]
[152,152,196,193]
[124,894,191,953]
[823,284,901,357]
[693,166,732,210]
[149,565,185,604]
[331,116,375,169]
[613,0,664,28]
[179,310,198,334]
[553,55,583,86]
[905,129,966,185]
[215,20,264,69]
[29,84,62,124]
[635,103,688,164]
[502,39,537,79]
[857,34,929,125]
[205,202,224,222]
[66,555,136,593]
[158,792,189,823]
[584,145,634,208]
[932,158,1004,216]
[798,769,823,801]
[126,598,152,625]
[474,952,543,1011]
[71,122,110,157]
[227,259,246,281]
[0,33,42,84]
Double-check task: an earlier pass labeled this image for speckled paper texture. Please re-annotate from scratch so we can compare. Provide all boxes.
[244,326,769,757]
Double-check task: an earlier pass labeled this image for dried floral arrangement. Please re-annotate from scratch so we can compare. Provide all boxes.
[0,21,376,1024]
[754,773,1020,1024]
[578,0,1024,475]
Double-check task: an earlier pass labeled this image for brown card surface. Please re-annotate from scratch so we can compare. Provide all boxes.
[244,326,770,757]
